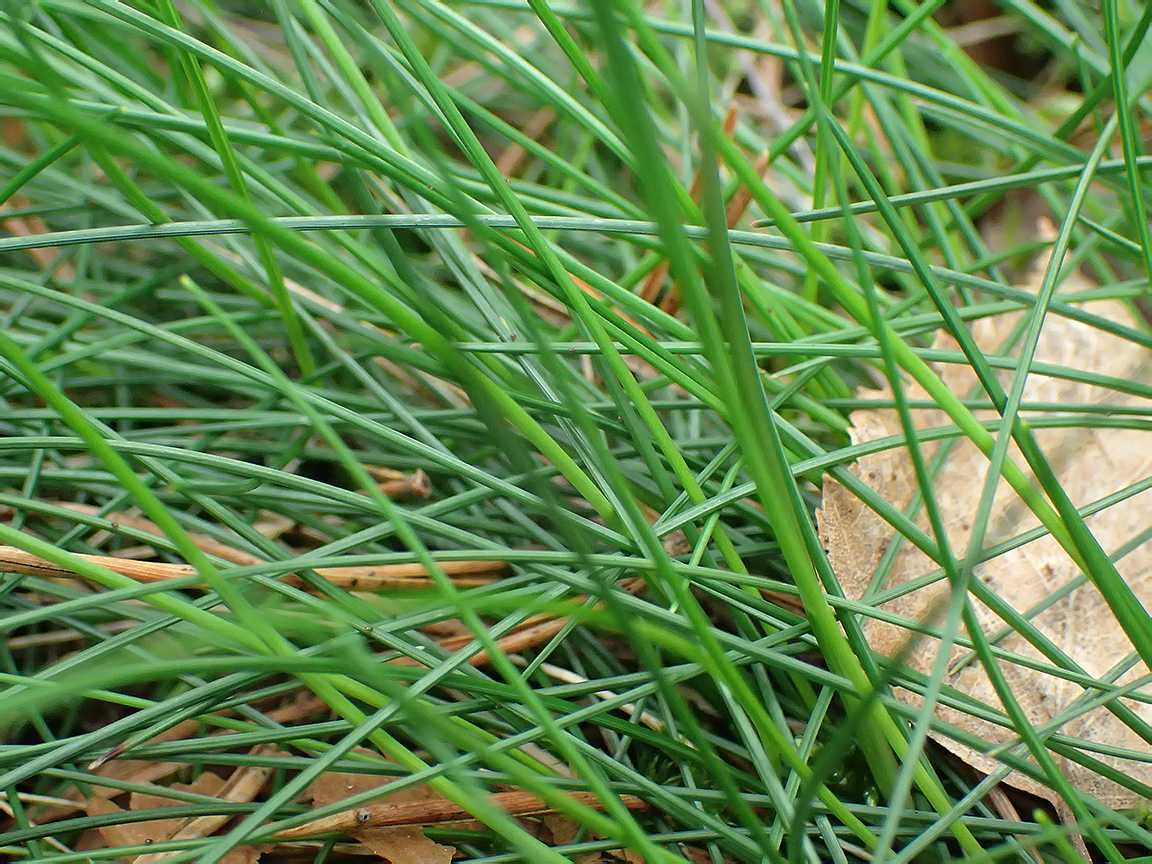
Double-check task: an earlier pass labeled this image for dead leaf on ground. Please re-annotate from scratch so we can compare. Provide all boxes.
[818,225,1152,810]
[132,746,276,864]
[85,772,261,864]
[540,812,597,864]
[293,761,650,862]
[35,695,325,825]
[307,768,456,864]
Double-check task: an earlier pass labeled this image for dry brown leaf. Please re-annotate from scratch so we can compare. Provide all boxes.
[307,769,456,864]
[285,782,648,839]
[606,846,648,863]
[540,810,647,864]
[37,695,325,826]
[36,721,197,823]
[681,847,734,864]
[540,812,598,863]
[1,197,77,282]
[132,746,276,864]
[354,824,453,864]
[86,773,260,864]
[818,232,1152,809]
[290,764,650,864]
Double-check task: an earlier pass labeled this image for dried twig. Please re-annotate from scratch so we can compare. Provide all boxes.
[0,544,505,591]
[271,789,649,839]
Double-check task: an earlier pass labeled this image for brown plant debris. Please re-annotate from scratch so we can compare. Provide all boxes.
[34,699,327,827]
[818,231,1152,810]
[83,748,275,864]
[0,543,506,591]
[281,772,649,841]
[302,769,455,864]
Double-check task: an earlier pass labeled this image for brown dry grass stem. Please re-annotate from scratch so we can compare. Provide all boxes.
[272,788,650,839]
[0,544,506,591]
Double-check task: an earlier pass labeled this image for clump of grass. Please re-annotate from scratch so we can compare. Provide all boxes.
[1,1,1150,862]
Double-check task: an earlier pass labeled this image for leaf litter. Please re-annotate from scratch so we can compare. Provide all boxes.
[64,726,649,863]
[84,760,270,864]
[818,222,1152,812]
[304,767,456,864]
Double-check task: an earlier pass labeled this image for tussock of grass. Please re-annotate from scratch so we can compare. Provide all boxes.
[1,1,1151,861]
